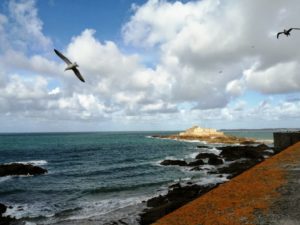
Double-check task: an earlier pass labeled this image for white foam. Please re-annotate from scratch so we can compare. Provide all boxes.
[264,149,274,154]
[4,203,54,220]
[25,222,37,225]
[7,160,48,166]
[259,139,273,144]
[197,147,221,155]
[186,151,199,159]
[66,196,148,221]
[0,176,13,183]
[196,175,228,186]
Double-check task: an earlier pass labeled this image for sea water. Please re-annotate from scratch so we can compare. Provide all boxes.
[0,130,274,224]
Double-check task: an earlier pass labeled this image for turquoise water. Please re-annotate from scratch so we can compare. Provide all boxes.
[0,130,274,224]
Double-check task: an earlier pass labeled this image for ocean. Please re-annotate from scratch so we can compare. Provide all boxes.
[0,130,274,224]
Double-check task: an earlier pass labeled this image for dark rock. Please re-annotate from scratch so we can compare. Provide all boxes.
[146,195,168,208]
[195,153,218,159]
[0,163,47,177]
[0,203,6,215]
[140,202,174,225]
[140,184,218,225]
[187,159,204,166]
[197,145,209,149]
[218,144,269,161]
[0,216,17,225]
[189,166,202,171]
[0,203,17,225]
[168,182,181,189]
[256,144,270,150]
[208,156,223,165]
[160,160,187,166]
[195,153,223,165]
[215,160,259,178]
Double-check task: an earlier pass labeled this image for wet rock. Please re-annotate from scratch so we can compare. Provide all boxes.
[0,163,47,177]
[160,160,187,166]
[218,144,269,161]
[0,203,17,225]
[197,145,209,149]
[189,166,203,171]
[0,203,6,215]
[195,153,218,160]
[140,183,218,225]
[168,182,181,189]
[215,160,259,178]
[195,153,223,165]
[146,195,168,208]
[208,157,223,165]
[187,159,205,167]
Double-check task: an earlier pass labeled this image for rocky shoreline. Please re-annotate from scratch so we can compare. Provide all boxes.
[0,163,47,225]
[152,134,258,145]
[0,163,47,177]
[0,137,275,225]
[139,143,274,225]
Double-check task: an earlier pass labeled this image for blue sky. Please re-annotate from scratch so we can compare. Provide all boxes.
[0,0,300,132]
[37,0,145,46]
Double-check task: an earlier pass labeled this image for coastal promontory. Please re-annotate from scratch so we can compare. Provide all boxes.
[154,126,256,144]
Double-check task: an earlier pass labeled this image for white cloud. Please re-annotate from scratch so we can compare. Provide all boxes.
[2,0,300,131]
[244,61,300,94]
[48,87,60,95]
[226,79,245,96]
[8,0,51,51]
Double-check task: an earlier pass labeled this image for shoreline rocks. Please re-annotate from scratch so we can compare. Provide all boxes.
[142,142,275,224]
[140,183,217,225]
[160,160,187,166]
[0,203,17,225]
[0,163,47,177]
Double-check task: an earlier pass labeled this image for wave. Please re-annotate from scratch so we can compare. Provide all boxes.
[6,160,47,166]
[65,196,147,222]
[195,175,228,186]
[83,180,170,195]
[0,176,13,183]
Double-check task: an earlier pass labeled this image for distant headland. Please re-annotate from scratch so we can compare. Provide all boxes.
[153,125,257,144]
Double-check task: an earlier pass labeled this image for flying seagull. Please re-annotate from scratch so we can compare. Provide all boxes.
[54,49,85,82]
[277,28,300,39]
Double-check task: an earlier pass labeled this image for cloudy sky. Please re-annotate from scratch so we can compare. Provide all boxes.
[0,0,300,132]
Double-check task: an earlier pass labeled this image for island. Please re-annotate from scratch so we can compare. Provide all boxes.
[154,125,257,144]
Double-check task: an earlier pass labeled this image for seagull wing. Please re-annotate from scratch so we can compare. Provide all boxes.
[277,32,284,39]
[54,49,72,65]
[72,68,85,82]
[291,28,300,31]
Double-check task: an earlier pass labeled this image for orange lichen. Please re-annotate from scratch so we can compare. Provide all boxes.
[154,142,300,225]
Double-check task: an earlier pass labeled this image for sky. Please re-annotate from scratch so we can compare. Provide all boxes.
[0,0,300,132]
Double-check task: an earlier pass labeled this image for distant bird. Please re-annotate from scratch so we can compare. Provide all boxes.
[54,49,85,82]
[277,28,300,39]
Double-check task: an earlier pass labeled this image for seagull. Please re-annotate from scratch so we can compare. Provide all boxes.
[277,28,300,39]
[54,49,85,82]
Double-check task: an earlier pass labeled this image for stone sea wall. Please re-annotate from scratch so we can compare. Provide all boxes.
[273,131,300,153]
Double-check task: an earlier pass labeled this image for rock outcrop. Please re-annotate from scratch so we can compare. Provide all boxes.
[140,183,217,225]
[0,163,47,177]
[154,126,257,144]
[160,160,187,166]
[179,126,224,137]
[0,203,16,225]
[143,143,275,224]
[218,144,269,161]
